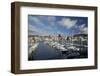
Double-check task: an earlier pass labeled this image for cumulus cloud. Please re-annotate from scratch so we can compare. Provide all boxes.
[28,15,87,36]
[29,16,46,27]
[79,24,88,34]
[28,25,40,35]
[47,16,56,22]
[82,27,88,34]
[29,16,40,23]
[28,24,54,36]
[58,18,77,29]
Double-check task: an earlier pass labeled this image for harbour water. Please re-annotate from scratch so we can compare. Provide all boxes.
[28,41,88,60]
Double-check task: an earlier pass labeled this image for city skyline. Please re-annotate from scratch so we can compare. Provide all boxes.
[28,15,88,36]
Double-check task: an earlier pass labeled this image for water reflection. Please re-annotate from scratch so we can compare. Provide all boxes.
[28,40,88,60]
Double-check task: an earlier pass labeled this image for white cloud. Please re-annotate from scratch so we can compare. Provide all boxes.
[82,27,88,34]
[29,16,40,23]
[79,24,88,34]
[28,25,52,36]
[47,16,56,22]
[58,18,77,29]
[79,24,85,28]
[29,16,45,26]
[28,25,40,35]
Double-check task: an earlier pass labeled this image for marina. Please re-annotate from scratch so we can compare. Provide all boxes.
[28,35,88,60]
[28,15,88,60]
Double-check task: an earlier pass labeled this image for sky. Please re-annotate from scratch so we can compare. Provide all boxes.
[28,15,88,36]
